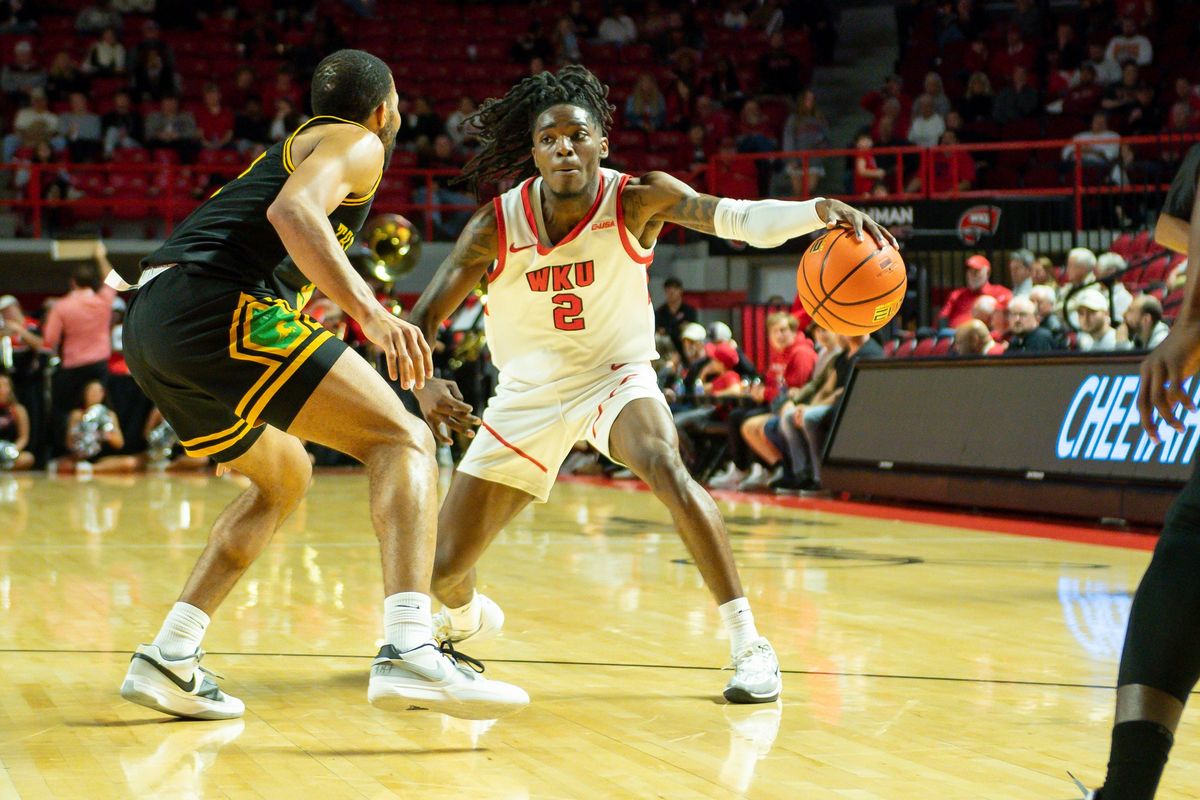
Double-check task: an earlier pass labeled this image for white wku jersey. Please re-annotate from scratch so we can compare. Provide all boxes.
[485,167,659,385]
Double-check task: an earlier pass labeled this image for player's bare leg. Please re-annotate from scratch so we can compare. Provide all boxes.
[123,350,528,720]
[431,472,533,642]
[608,398,779,703]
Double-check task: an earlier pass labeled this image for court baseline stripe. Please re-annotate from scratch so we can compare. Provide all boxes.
[0,648,1166,693]
[556,475,1161,551]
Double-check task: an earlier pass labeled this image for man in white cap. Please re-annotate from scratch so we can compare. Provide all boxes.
[1074,288,1120,351]
[937,254,1013,328]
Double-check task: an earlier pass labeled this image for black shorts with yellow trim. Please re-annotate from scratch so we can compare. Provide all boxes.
[123,264,346,462]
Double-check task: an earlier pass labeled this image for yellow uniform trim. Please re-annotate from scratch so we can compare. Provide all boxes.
[281,114,383,205]
[243,329,334,425]
[210,150,268,198]
[179,419,248,448]
[183,423,256,459]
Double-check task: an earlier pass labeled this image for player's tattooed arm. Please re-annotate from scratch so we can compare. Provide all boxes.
[408,203,498,343]
[623,171,719,235]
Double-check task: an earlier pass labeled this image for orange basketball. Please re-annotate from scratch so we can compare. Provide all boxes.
[796,230,906,335]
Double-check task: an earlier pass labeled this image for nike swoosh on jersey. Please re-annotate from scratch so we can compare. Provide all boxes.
[132,652,197,692]
[508,242,536,253]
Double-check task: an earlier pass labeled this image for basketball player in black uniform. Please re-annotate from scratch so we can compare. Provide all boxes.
[1075,145,1200,798]
[116,50,527,721]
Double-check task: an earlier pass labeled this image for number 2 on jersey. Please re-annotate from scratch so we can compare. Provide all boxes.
[552,293,585,331]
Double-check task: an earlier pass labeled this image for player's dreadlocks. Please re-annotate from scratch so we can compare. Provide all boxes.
[457,65,615,197]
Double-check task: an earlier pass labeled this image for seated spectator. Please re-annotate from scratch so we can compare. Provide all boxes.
[990,25,1036,81]
[263,68,303,115]
[772,332,879,493]
[1084,42,1121,87]
[445,96,480,150]
[3,89,57,162]
[1004,296,1056,352]
[993,65,1039,125]
[1033,257,1059,287]
[922,71,951,117]
[414,134,474,238]
[871,97,904,144]
[102,89,143,155]
[860,74,911,126]
[1095,251,1134,317]
[1106,16,1153,66]
[709,312,816,490]
[1009,249,1036,297]
[57,91,103,162]
[75,0,122,34]
[1012,0,1042,37]
[1,40,46,103]
[721,0,748,30]
[1062,112,1120,179]
[194,83,234,151]
[60,380,140,475]
[596,4,637,45]
[1058,246,1098,308]
[852,133,885,196]
[0,374,34,470]
[1165,101,1197,136]
[669,323,738,469]
[735,99,778,153]
[923,129,975,193]
[227,66,259,112]
[268,97,305,142]
[954,319,1005,356]
[625,73,667,133]
[1054,22,1086,71]
[959,72,994,124]
[1073,289,1119,350]
[704,56,744,110]
[1061,63,1104,117]
[655,276,698,355]
[972,294,1000,331]
[130,20,175,78]
[783,89,830,196]
[45,52,87,104]
[1102,61,1141,118]
[131,49,178,103]
[907,94,945,147]
[145,95,199,162]
[1124,83,1163,135]
[510,21,553,64]
[233,97,269,152]
[82,27,125,76]
[1030,284,1067,345]
[938,255,1013,328]
[410,96,444,145]
[1120,294,1170,350]
[553,17,581,64]
[663,76,696,131]
[758,32,802,97]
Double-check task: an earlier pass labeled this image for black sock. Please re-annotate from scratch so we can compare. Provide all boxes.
[1099,720,1174,800]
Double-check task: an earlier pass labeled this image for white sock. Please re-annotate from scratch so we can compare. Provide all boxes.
[384,592,433,652]
[445,590,481,632]
[719,597,760,655]
[152,601,210,660]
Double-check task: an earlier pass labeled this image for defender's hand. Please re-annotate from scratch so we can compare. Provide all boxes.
[360,310,433,390]
[1137,320,1200,441]
[414,378,479,445]
[818,198,899,249]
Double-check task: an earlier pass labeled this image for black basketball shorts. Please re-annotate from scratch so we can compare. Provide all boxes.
[123,264,346,462]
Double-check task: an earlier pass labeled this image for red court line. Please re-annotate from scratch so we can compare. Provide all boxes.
[556,474,1160,551]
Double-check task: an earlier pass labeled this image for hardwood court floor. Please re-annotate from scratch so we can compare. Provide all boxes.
[0,470,1194,799]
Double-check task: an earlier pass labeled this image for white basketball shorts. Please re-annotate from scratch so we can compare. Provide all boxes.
[456,361,668,502]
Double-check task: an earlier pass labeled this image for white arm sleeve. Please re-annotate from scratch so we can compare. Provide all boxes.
[712,197,826,249]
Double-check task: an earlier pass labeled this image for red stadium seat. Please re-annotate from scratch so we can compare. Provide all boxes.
[883,338,900,357]
[932,335,954,356]
[912,335,937,358]
[894,338,919,358]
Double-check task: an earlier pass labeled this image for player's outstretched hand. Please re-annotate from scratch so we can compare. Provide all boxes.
[414,378,480,445]
[1137,319,1200,441]
[361,310,433,390]
[819,199,899,249]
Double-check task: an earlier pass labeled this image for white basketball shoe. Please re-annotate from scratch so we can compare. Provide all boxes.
[368,640,528,719]
[432,593,505,644]
[724,638,782,704]
[120,644,244,720]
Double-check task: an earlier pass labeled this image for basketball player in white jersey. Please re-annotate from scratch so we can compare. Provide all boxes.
[409,66,895,703]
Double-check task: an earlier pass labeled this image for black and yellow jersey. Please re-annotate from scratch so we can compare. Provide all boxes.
[140,115,381,286]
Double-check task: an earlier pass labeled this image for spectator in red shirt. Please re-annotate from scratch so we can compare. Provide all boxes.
[938,255,1013,328]
[710,312,816,491]
[194,83,234,151]
[860,74,911,126]
[990,26,1037,83]
[1063,63,1104,117]
[853,133,885,196]
[927,129,976,193]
